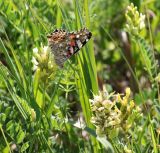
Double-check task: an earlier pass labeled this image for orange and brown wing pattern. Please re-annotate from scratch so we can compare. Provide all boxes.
[47,28,92,67]
[47,29,70,67]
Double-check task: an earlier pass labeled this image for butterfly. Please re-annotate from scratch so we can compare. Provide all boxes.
[47,28,92,67]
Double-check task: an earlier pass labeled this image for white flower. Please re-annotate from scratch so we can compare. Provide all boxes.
[25,3,29,10]
[32,46,48,71]
[31,45,57,81]
[43,46,49,54]
[32,57,38,71]
[139,13,145,29]
[124,146,132,153]
[33,47,38,54]
[93,95,102,103]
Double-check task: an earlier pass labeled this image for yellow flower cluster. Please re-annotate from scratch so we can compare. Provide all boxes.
[90,87,142,138]
[125,3,145,35]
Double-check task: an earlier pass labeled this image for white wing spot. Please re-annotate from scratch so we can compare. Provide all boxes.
[76,35,80,38]
[77,40,82,48]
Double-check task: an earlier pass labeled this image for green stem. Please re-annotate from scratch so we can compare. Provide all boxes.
[0,127,12,153]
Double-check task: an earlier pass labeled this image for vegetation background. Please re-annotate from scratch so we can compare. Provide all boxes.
[0,0,160,152]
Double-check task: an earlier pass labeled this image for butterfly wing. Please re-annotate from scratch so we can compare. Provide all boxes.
[68,28,92,55]
[47,29,70,67]
[47,28,92,67]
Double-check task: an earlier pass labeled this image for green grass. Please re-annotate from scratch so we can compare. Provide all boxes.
[0,0,160,152]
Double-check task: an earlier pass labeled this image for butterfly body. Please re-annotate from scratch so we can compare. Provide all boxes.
[47,28,92,67]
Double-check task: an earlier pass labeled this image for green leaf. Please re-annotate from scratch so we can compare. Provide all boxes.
[6,120,14,131]
[96,136,114,153]
[16,130,25,144]
[2,145,10,153]
[21,142,29,152]
[5,107,12,117]
[0,113,6,124]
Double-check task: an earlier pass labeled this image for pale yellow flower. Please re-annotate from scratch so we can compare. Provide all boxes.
[125,3,145,35]
[90,87,142,138]
[32,45,57,82]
